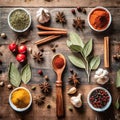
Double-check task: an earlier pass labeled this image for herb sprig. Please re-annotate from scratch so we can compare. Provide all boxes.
[67,32,100,82]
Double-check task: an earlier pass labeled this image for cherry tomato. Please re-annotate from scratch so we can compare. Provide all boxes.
[18,45,27,54]
[9,43,17,52]
[16,54,26,63]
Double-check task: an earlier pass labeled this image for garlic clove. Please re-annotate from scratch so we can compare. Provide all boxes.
[94,74,100,80]
[101,69,109,77]
[96,76,109,85]
[67,87,77,95]
[70,93,82,108]
[36,8,50,24]
[95,68,103,76]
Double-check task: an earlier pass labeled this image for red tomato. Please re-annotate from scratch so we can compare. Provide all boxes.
[18,45,27,54]
[9,43,17,52]
[16,54,26,62]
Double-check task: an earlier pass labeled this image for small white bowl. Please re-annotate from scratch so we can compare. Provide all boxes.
[9,87,32,112]
[8,8,31,33]
[87,87,112,112]
[88,6,112,32]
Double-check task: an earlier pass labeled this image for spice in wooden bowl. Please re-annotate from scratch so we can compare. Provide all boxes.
[88,6,111,32]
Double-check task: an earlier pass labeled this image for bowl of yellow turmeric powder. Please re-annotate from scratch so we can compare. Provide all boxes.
[88,6,112,32]
[9,87,32,112]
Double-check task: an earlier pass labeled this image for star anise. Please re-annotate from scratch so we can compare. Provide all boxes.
[40,82,51,93]
[34,95,45,105]
[73,17,85,31]
[68,72,80,86]
[56,11,66,25]
[33,51,43,62]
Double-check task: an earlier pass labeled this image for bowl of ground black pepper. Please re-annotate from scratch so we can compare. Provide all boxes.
[88,6,111,32]
[8,8,31,32]
[87,87,112,112]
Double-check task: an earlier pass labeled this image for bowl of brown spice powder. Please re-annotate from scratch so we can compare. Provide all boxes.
[8,8,31,33]
[88,6,112,32]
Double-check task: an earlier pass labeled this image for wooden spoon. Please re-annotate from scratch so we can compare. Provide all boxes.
[52,54,66,117]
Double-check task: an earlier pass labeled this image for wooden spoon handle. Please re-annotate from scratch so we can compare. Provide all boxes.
[56,80,64,117]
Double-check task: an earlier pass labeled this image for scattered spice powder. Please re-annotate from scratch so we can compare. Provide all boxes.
[11,89,30,108]
[90,9,109,30]
[54,56,64,69]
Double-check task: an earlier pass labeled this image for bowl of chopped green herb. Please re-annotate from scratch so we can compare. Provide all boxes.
[8,8,31,32]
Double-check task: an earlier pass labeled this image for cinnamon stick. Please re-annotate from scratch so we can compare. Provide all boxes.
[104,36,110,68]
[37,31,67,36]
[36,24,67,32]
[35,35,61,46]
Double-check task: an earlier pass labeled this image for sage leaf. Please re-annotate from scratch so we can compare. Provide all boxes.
[69,45,82,53]
[68,55,85,69]
[115,97,120,110]
[82,39,92,57]
[116,69,120,88]
[9,62,21,87]
[90,56,100,70]
[66,40,72,47]
[69,32,84,48]
[21,64,31,84]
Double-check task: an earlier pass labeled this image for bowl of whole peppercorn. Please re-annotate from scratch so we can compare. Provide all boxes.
[87,87,112,112]
[8,8,31,33]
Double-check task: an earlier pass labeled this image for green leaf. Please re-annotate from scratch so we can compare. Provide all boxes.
[116,69,120,88]
[115,97,120,110]
[69,32,84,48]
[21,64,31,84]
[66,40,72,47]
[68,55,85,69]
[90,56,100,70]
[9,62,21,87]
[69,45,82,52]
[82,39,92,57]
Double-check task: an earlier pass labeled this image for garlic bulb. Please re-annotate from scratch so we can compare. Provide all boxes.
[94,68,109,85]
[36,8,50,24]
[70,93,82,108]
[67,87,77,95]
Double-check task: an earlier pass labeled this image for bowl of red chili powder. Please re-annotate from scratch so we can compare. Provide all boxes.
[88,6,111,32]
[87,87,112,112]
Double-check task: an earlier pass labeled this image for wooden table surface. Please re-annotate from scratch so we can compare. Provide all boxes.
[0,1,120,120]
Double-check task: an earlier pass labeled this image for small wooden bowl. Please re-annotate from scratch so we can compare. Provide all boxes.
[88,6,112,32]
[9,87,32,112]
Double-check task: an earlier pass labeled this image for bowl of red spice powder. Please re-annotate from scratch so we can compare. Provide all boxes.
[87,87,112,112]
[88,6,112,32]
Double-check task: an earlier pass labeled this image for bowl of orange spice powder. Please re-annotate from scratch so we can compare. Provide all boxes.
[9,87,32,112]
[88,6,112,32]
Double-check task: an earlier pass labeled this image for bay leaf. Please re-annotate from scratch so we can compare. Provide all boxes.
[21,64,31,84]
[68,55,85,69]
[69,44,82,53]
[115,97,120,110]
[69,32,84,48]
[9,62,21,87]
[82,39,92,58]
[116,69,120,88]
[90,56,100,70]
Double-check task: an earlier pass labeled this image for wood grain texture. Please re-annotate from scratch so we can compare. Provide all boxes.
[0,0,120,7]
[0,7,120,119]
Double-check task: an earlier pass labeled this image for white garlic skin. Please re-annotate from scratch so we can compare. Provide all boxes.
[67,87,77,95]
[94,68,109,85]
[70,93,82,108]
[36,8,50,24]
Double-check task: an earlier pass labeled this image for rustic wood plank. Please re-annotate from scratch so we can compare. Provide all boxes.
[0,0,120,7]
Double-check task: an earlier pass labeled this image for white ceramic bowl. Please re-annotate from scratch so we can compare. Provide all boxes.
[8,8,31,33]
[87,87,112,112]
[9,87,32,112]
[88,6,112,32]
